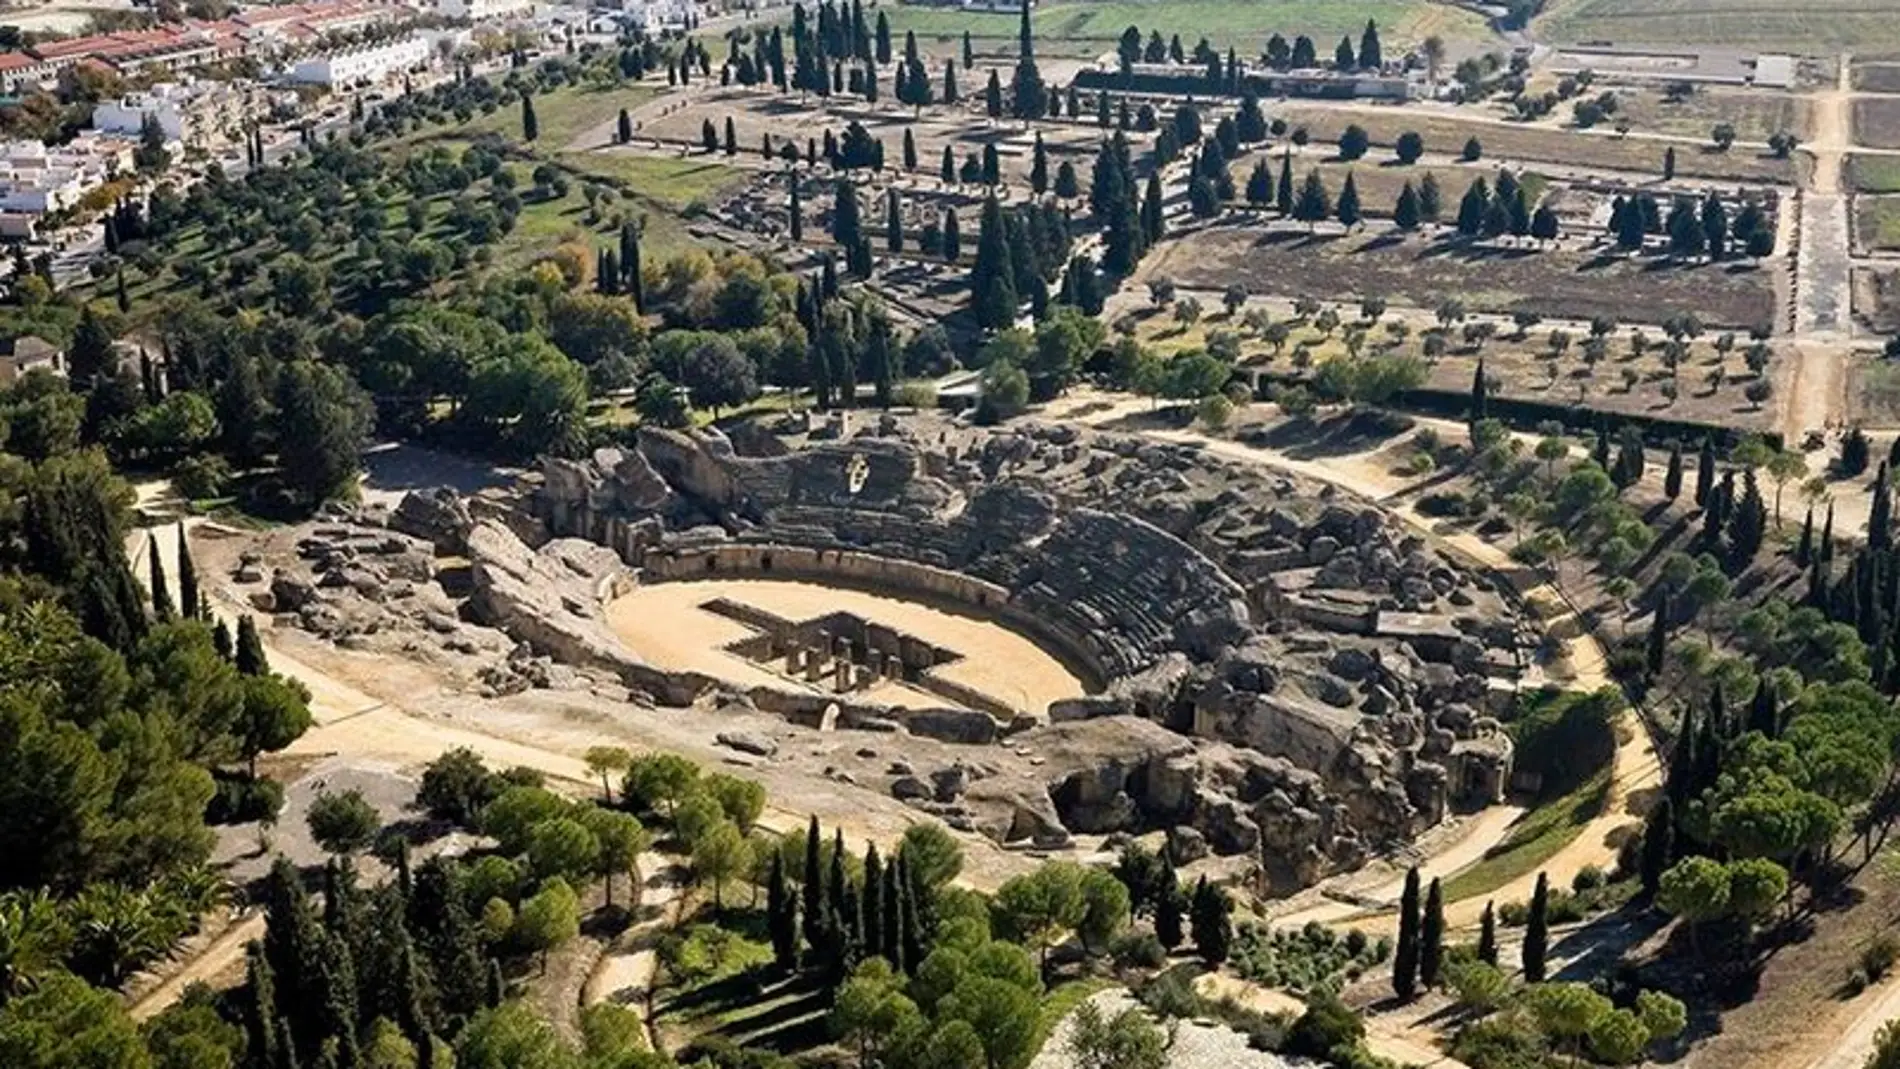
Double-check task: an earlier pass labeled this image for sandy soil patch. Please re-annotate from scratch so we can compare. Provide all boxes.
[604,577,1089,716]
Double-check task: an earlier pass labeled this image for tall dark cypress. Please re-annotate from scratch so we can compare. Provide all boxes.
[828,829,854,946]
[175,523,199,619]
[861,845,883,959]
[897,855,924,972]
[1469,358,1488,425]
[1592,426,1611,471]
[484,959,505,1007]
[1823,503,1836,564]
[1645,593,1670,678]
[877,858,900,972]
[1874,463,1894,551]
[1797,506,1815,566]
[802,817,824,954]
[316,934,360,1069]
[1694,436,1716,507]
[1664,707,1698,807]
[1392,866,1420,1000]
[1639,795,1674,895]
[1420,877,1445,989]
[246,946,282,1069]
[768,853,797,968]
[147,532,173,619]
[263,859,319,1041]
[1663,440,1684,500]
[237,614,270,676]
[1522,872,1550,982]
[1476,901,1498,966]
[214,617,234,660]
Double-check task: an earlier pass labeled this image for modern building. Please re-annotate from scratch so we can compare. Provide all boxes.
[289,33,430,86]
[0,135,131,216]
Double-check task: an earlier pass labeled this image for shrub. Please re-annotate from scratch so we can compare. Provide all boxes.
[1137,964,1206,1020]
[892,381,939,408]
[172,454,233,500]
[1112,930,1167,970]
[1573,865,1606,892]
[1285,993,1364,1060]
[206,772,284,825]
[1863,932,1900,982]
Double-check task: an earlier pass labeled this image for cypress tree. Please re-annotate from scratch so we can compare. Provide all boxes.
[881,857,903,972]
[861,845,883,959]
[1665,707,1697,807]
[1470,358,1488,425]
[1276,150,1294,215]
[1393,866,1420,999]
[147,532,173,619]
[214,617,234,661]
[768,853,797,968]
[485,959,505,1007]
[1476,901,1498,966]
[276,1021,302,1069]
[802,817,824,955]
[317,934,360,1069]
[790,183,803,242]
[521,91,538,141]
[1646,593,1670,678]
[1694,436,1716,506]
[1523,872,1550,982]
[828,829,854,946]
[623,224,644,314]
[263,859,318,1037]
[1823,503,1836,564]
[1154,874,1184,950]
[1747,676,1779,737]
[1188,877,1232,965]
[1592,426,1611,471]
[1876,463,1895,552]
[1663,440,1684,500]
[1420,877,1445,988]
[246,946,282,1069]
[237,614,269,676]
[1639,795,1673,895]
[1796,506,1815,566]
[899,856,924,973]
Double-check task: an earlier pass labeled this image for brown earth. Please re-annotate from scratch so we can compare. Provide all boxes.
[1855,97,1900,151]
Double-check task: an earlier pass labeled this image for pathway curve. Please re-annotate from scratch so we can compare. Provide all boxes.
[1039,395,1658,932]
[582,856,688,1053]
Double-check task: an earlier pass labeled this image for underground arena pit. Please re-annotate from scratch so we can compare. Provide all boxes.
[603,578,1093,718]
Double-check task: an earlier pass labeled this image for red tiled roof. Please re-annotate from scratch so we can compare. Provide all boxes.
[0,53,41,72]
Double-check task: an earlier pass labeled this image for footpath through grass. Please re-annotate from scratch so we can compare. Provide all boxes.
[1441,767,1612,902]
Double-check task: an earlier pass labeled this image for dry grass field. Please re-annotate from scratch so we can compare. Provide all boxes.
[1853,61,1900,93]
[1848,154,1900,193]
[1276,106,1796,184]
[1537,0,1900,53]
[1137,222,1781,330]
[1853,195,1900,252]
[1854,97,1900,151]
[1611,87,1808,145]
[1854,265,1900,332]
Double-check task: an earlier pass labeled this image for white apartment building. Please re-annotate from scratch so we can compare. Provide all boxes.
[437,0,534,22]
[0,136,132,215]
[289,33,430,86]
[93,87,193,143]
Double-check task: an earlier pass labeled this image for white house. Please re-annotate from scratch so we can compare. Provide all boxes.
[93,87,194,142]
[438,0,534,22]
[290,33,430,86]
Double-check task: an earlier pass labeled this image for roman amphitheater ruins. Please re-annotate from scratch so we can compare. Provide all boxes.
[245,413,1527,892]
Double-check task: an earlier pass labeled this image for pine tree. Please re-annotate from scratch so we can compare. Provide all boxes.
[1394,180,1420,230]
[1393,866,1420,1000]
[237,614,269,676]
[1359,18,1383,69]
[1420,877,1445,989]
[1276,151,1294,215]
[521,91,538,141]
[1664,440,1684,500]
[1523,872,1550,982]
[1639,795,1674,895]
[147,532,173,619]
[1294,170,1330,229]
[1336,171,1361,229]
[1477,902,1498,966]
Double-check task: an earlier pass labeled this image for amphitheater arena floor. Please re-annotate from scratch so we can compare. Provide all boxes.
[603,578,1089,717]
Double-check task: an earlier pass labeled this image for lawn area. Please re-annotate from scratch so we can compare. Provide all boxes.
[1537,0,1900,52]
[1440,768,1611,902]
[1855,195,1900,252]
[461,81,666,152]
[1849,154,1900,193]
[883,0,1493,55]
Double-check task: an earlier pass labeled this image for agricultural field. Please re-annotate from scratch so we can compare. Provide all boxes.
[1222,156,1556,223]
[1535,0,1900,53]
[1853,265,1900,333]
[1853,97,1900,151]
[1137,221,1781,330]
[1275,105,1796,184]
[1853,61,1900,92]
[878,0,1494,59]
[1847,153,1900,192]
[1609,86,1808,145]
[1130,287,1781,427]
[1853,194,1900,252]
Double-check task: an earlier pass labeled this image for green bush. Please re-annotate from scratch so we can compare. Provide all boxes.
[172,454,233,500]
[892,381,939,408]
[1572,865,1606,892]
[1229,922,1384,997]
[1863,932,1900,982]
[1136,964,1206,1020]
[206,772,283,825]
[1284,993,1364,1060]
[1112,930,1167,970]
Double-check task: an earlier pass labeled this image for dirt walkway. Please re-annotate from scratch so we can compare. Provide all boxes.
[1809,53,1853,196]
[128,913,264,1021]
[1196,973,1472,1069]
[1042,395,1658,932]
[583,856,689,1052]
